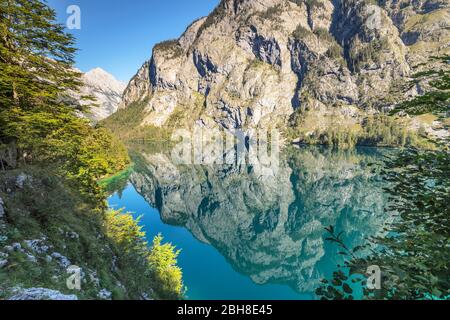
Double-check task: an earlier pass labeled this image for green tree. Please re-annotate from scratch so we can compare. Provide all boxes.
[0,0,81,109]
[148,234,184,300]
[391,56,449,116]
[105,211,184,300]
[0,0,184,300]
[0,0,129,200]
[0,0,84,166]
[316,56,450,300]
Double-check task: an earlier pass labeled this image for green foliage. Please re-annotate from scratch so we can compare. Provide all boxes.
[0,168,126,299]
[101,100,147,136]
[1,106,129,202]
[349,37,390,72]
[154,40,183,59]
[314,27,334,43]
[391,56,450,116]
[0,169,183,300]
[0,0,130,193]
[316,55,450,301]
[148,235,184,300]
[195,0,229,42]
[165,94,205,129]
[289,0,325,9]
[292,113,429,148]
[105,211,147,254]
[292,25,313,40]
[315,124,361,148]
[105,211,184,300]
[64,126,129,200]
[0,0,82,110]
[317,149,450,300]
[0,0,184,300]
[359,115,424,147]
[102,100,172,142]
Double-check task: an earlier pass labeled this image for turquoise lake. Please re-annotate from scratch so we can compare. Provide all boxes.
[107,145,391,300]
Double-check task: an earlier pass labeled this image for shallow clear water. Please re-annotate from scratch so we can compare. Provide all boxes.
[107,145,391,300]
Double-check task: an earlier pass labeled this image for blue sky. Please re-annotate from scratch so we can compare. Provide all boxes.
[48,0,219,82]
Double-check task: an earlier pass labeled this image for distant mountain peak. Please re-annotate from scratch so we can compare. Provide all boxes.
[79,68,126,121]
[84,68,126,91]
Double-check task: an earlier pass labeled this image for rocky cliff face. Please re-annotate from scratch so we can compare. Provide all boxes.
[129,146,392,292]
[80,68,126,121]
[119,0,449,134]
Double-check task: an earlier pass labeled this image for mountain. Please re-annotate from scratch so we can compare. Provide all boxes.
[114,0,449,144]
[80,68,126,121]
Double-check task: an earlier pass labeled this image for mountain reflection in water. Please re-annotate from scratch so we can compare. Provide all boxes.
[108,144,393,299]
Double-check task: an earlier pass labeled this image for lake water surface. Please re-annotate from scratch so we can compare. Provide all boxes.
[107,145,391,300]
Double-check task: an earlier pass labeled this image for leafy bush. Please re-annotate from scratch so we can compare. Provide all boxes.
[148,235,184,299]
[0,0,183,301]
[102,100,171,142]
[105,211,184,300]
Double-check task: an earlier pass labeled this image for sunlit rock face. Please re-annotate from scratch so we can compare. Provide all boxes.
[80,68,126,121]
[119,0,448,132]
[128,145,392,292]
